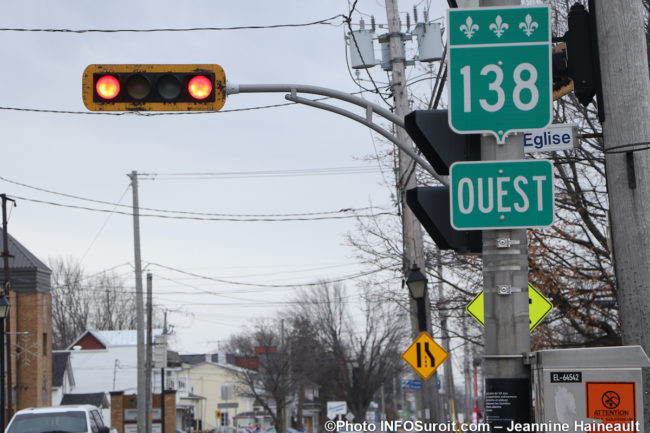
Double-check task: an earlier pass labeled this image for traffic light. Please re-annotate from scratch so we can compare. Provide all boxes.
[552,44,573,100]
[407,187,482,254]
[404,110,482,253]
[82,64,226,112]
[565,3,600,108]
[404,110,479,176]
[216,410,222,419]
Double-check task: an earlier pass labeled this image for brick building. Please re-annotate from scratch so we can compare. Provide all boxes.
[0,232,52,412]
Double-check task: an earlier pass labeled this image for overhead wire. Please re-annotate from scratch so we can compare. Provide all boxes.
[0,174,393,219]
[145,166,383,179]
[0,102,295,116]
[79,185,130,263]
[0,16,346,33]
[7,194,396,222]
[148,261,390,288]
[0,82,381,116]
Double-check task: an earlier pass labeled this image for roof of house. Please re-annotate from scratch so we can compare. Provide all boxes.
[60,392,109,408]
[233,411,272,419]
[67,329,163,350]
[167,350,182,366]
[180,354,215,365]
[52,351,72,388]
[180,354,250,374]
[0,229,50,293]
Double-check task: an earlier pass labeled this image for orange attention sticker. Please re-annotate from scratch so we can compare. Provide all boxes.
[586,382,636,425]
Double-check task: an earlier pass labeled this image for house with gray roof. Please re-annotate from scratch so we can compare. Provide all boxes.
[0,230,52,411]
[52,351,75,405]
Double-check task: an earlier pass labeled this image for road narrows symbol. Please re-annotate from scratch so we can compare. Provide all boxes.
[401,332,448,380]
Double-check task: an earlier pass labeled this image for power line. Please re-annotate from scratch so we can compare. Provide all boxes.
[145,166,382,179]
[0,102,296,116]
[148,261,389,288]
[0,16,346,34]
[0,174,393,219]
[8,194,395,222]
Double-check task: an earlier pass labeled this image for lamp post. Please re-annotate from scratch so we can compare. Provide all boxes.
[406,265,428,333]
[0,293,11,430]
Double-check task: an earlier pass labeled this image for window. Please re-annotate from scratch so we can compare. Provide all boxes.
[88,413,99,433]
[91,411,105,428]
[220,384,232,400]
[6,411,87,433]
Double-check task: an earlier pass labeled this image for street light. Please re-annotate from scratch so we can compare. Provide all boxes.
[406,265,428,332]
[0,292,10,430]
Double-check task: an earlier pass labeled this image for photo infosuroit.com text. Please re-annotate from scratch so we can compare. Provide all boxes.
[323,420,641,433]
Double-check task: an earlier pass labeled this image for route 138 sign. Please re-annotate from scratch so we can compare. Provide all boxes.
[447,5,552,143]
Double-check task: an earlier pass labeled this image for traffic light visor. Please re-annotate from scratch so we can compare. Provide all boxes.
[83,64,226,111]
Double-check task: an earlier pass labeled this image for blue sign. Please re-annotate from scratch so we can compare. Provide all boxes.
[401,379,423,390]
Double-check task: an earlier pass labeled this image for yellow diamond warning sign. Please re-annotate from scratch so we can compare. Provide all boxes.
[401,332,448,381]
[466,283,553,332]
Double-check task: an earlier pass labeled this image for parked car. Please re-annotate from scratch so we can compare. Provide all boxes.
[215,426,248,433]
[5,405,111,433]
[264,428,303,433]
[214,427,239,433]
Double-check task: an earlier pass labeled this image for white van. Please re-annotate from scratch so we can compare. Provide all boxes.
[5,405,111,433]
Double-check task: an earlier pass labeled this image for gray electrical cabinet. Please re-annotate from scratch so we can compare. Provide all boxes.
[532,346,650,430]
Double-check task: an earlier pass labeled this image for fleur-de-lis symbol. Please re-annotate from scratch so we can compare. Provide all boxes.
[489,15,509,38]
[460,16,479,39]
[519,14,539,36]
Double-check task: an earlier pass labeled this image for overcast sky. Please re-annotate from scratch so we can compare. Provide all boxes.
[0,0,450,353]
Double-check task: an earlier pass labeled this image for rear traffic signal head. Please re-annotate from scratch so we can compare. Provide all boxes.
[404,110,480,176]
[83,64,226,111]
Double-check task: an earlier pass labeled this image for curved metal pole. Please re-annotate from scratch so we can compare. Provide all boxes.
[284,94,448,185]
[227,82,404,128]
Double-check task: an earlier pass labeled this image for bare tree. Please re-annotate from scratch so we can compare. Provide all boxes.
[294,283,407,421]
[50,257,92,349]
[92,271,137,331]
[227,320,293,433]
[50,257,137,349]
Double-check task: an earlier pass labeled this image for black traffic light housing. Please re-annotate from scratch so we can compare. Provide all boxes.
[82,64,227,112]
[563,1,604,121]
[404,110,482,253]
[552,48,571,94]
[407,187,482,254]
[404,110,480,176]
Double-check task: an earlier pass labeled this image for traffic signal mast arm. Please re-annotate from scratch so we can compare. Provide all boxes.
[226,82,446,184]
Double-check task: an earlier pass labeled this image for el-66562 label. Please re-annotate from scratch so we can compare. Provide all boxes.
[550,371,582,383]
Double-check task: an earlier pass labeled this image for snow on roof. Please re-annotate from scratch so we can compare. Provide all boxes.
[94,329,163,346]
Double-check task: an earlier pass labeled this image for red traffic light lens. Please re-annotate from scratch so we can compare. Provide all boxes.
[187,75,212,100]
[96,75,120,100]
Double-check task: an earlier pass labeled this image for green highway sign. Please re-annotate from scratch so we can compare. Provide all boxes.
[450,160,554,230]
[447,5,552,143]
[466,283,553,332]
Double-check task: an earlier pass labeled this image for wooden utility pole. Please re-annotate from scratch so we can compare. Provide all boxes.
[1,194,15,427]
[594,1,650,427]
[146,272,153,433]
[384,0,441,421]
[129,171,147,433]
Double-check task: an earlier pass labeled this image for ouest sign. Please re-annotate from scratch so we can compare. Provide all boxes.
[450,160,554,230]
